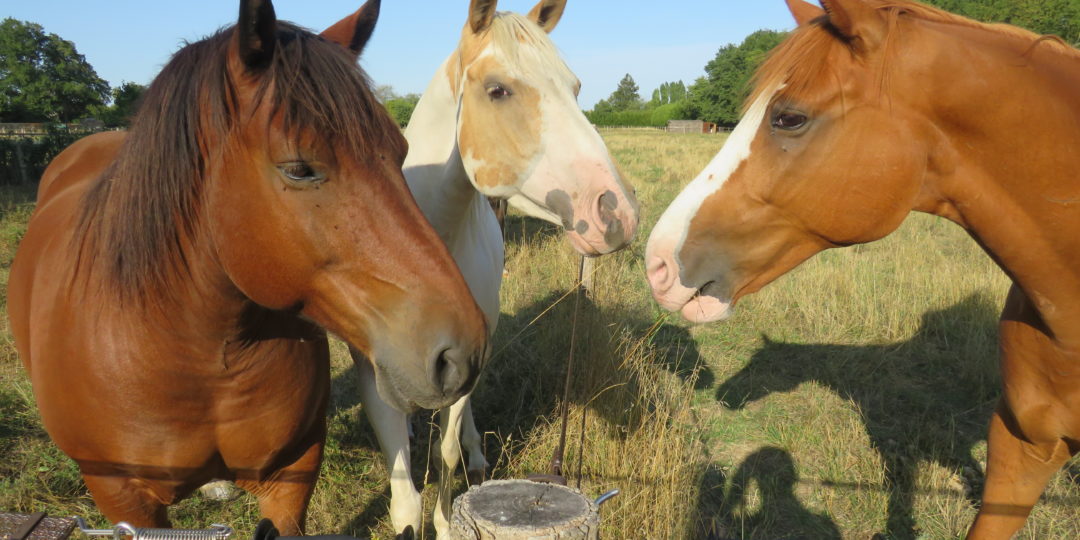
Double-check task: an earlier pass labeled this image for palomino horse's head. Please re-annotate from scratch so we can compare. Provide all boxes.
[95,0,487,411]
[447,0,638,256]
[647,0,955,322]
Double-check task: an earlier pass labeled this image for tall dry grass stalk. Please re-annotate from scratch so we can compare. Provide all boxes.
[479,251,709,538]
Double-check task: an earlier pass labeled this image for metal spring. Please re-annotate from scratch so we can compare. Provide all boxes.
[76,518,232,540]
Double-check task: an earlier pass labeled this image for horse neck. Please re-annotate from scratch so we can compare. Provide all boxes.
[914,22,1080,342]
[403,54,488,246]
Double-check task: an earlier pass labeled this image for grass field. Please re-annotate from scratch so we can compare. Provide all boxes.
[2,129,1079,539]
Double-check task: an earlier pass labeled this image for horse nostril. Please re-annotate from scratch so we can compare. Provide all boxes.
[430,349,455,394]
[646,255,672,292]
[597,190,619,230]
[596,190,630,247]
[428,346,479,397]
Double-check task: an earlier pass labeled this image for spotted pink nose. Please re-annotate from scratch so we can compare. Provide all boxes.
[593,190,637,250]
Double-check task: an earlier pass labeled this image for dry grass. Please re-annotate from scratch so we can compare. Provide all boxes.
[2,129,1080,539]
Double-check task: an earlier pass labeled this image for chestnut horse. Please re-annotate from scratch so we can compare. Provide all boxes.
[350,0,639,536]
[7,0,487,533]
[646,0,1079,538]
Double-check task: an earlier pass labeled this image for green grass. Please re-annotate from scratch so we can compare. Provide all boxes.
[2,130,1079,539]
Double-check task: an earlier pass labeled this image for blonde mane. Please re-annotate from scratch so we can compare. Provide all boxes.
[748,0,1080,110]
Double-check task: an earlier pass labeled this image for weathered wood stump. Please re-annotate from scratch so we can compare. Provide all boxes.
[449,479,599,539]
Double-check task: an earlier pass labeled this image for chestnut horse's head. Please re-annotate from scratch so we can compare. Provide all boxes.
[647,0,949,322]
[444,0,639,256]
[90,0,487,411]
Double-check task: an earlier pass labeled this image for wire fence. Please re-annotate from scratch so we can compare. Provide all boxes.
[594,125,733,134]
[0,125,104,185]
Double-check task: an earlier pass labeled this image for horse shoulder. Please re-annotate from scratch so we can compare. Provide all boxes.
[36,131,126,206]
[9,132,125,370]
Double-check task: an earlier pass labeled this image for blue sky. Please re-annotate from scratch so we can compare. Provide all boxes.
[5,1,797,109]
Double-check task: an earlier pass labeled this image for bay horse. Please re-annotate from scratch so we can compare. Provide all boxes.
[645,0,1080,538]
[7,0,488,533]
[347,0,639,536]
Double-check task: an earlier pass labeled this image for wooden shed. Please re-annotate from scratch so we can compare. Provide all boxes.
[667,119,719,134]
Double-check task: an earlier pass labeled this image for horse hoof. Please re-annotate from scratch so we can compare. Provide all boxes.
[199,480,241,501]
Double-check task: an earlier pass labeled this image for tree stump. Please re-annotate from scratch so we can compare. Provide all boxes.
[449,479,599,539]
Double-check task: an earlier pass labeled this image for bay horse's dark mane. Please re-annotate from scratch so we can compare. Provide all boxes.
[748,0,1080,111]
[78,22,400,299]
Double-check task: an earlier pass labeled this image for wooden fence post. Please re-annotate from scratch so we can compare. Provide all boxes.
[13,139,29,185]
[580,256,595,296]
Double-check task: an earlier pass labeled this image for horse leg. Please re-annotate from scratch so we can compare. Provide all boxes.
[967,406,1072,539]
[236,427,325,535]
[82,477,171,527]
[354,353,423,536]
[458,397,488,484]
[81,475,172,528]
[968,285,1076,539]
[433,397,474,539]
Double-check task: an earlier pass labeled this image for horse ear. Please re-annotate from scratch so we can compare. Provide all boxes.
[237,0,277,70]
[785,0,825,27]
[527,0,567,33]
[820,0,885,49]
[320,0,381,58]
[468,0,498,34]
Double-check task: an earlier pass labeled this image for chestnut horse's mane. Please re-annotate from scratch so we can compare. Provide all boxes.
[748,0,1079,110]
[78,22,400,298]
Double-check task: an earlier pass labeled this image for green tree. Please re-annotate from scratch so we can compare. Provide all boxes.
[604,73,643,112]
[0,18,109,122]
[373,83,397,103]
[672,81,687,103]
[591,98,615,115]
[923,0,1080,44]
[94,81,145,128]
[385,93,421,127]
[683,30,788,126]
[649,81,688,107]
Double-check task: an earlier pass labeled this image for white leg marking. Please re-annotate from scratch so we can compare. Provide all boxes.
[353,353,423,536]
[459,399,488,476]
[434,396,471,539]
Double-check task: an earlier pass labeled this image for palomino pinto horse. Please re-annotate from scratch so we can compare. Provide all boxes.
[348,0,639,536]
[646,0,1079,538]
[7,0,488,533]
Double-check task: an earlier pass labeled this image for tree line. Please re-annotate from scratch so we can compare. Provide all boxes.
[0,18,144,127]
[587,0,1080,128]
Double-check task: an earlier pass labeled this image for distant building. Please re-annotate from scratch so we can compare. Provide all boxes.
[667,119,719,134]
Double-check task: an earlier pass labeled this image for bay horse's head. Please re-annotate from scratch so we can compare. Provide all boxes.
[647,0,955,322]
[445,0,639,256]
[89,0,488,411]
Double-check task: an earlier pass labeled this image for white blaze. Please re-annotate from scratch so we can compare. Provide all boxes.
[646,85,780,273]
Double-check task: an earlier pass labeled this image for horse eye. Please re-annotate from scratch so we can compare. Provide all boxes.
[487,85,511,100]
[772,112,808,131]
[278,162,325,184]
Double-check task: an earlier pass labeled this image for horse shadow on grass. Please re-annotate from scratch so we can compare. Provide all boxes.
[712,294,1002,540]
[333,286,709,538]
